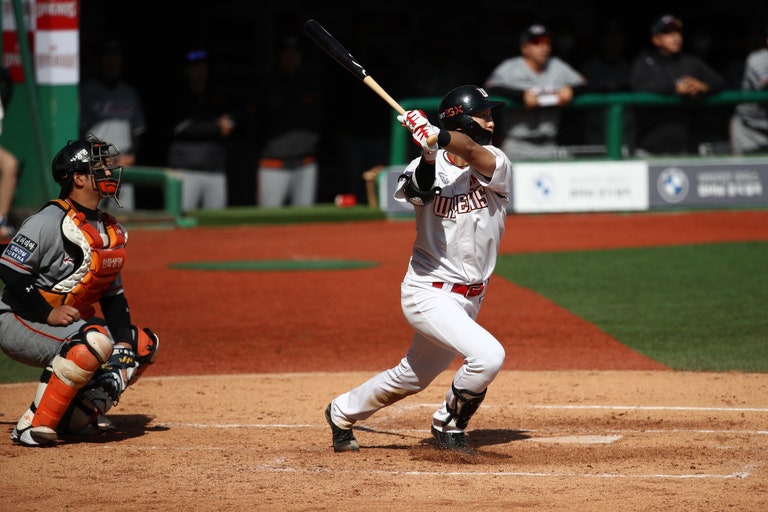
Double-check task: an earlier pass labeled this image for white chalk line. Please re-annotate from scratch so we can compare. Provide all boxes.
[250,464,755,480]
[532,404,768,412]
[152,422,768,436]
[152,400,768,435]
[398,403,768,413]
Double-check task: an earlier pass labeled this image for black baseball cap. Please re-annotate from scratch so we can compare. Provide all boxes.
[651,14,683,35]
[520,24,551,45]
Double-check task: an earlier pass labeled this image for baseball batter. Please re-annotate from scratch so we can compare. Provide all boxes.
[0,134,158,447]
[325,85,512,455]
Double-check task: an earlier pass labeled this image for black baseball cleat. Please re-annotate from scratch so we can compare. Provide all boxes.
[431,426,477,456]
[325,403,360,452]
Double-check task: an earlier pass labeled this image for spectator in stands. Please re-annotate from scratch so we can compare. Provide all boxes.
[484,23,587,160]
[578,19,635,150]
[0,66,18,238]
[730,24,768,154]
[629,14,727,156]
[254,36,325,208]
[80,40,146,210]
[166,48,236,211]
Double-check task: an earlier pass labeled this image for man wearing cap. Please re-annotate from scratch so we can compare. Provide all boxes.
[80,39,147,211]
[629,14,727,156]
[484,23,586,160]
[730,23,768,154]
[166,49,237,211]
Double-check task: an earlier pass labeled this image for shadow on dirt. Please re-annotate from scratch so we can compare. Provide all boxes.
[59,414,168,444]
[470,428,531,446]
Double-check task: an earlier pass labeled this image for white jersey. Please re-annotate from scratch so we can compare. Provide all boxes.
[394,145,512,285]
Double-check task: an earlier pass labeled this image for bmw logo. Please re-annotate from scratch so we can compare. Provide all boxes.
[657,167,689,203]
[533,175,554,198]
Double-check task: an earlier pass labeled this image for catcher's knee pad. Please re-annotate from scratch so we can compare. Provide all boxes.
[79,323,115,367]
[53,323,113,390]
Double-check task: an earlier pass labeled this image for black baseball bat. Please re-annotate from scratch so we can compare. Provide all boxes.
[303,19,406,115]
[303,19,437,145]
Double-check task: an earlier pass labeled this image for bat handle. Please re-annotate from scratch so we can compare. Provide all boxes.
[363,76,439,146]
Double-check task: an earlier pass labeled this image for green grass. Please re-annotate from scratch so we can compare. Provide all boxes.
[494,241,768,371]
[1,356,40,383]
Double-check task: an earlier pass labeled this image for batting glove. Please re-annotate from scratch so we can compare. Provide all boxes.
[398,110,439,163]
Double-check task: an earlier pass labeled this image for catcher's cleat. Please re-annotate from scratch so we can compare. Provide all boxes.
[325,403,359,452]
[11,425,58,447]
[431,426,476,456]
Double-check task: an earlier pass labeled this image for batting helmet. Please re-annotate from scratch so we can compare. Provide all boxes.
[51,134,123,201]
[437,85,505,145]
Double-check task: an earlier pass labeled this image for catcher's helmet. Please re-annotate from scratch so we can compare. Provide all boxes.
[437,85,505,145]
[51,134,123,202]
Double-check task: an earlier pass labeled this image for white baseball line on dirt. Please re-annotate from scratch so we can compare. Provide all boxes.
[397,402,768,413]
[532,404,768,412]
[156,422,768,436]
[250,463,755,480]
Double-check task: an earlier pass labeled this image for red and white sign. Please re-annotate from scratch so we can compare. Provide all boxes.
[2,0,79,84]
[2,0,36,81]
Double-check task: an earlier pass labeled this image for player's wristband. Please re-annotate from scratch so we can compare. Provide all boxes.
[437,130,451,148]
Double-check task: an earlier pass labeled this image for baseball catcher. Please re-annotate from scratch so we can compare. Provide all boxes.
[0,134,158,447]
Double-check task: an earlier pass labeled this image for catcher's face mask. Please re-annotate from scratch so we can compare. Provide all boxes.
[89,137,124,207]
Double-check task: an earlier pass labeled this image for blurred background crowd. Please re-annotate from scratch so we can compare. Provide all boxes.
[77,1,768,207]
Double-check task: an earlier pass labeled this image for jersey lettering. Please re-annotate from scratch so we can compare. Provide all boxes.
[11,234,38,252]
[3,243,32,264]
[432,186,489,218]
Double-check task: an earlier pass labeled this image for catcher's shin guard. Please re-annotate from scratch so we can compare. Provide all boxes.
[15,325,112,444]
[128,326,159,386]
[444,383,487,430]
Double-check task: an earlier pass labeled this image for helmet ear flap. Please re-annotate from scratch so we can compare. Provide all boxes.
[464,121,493,146]
[437,84,504,145]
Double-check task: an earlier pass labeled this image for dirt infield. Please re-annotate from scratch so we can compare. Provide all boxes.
[1,371,766,511]
[1,210,767,511]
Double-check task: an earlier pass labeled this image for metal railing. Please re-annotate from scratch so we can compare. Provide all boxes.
[391,90,768,164]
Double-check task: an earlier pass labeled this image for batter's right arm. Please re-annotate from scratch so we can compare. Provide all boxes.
[437,130,497,178]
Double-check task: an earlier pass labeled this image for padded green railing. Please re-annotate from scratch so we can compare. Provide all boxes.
[390,90,768,163]
[121,167,197,227]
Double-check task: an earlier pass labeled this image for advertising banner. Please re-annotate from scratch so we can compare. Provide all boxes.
[512,160,648,213]
[34,0,78,84]
[649,160,767,207]
[2,0,35,81]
